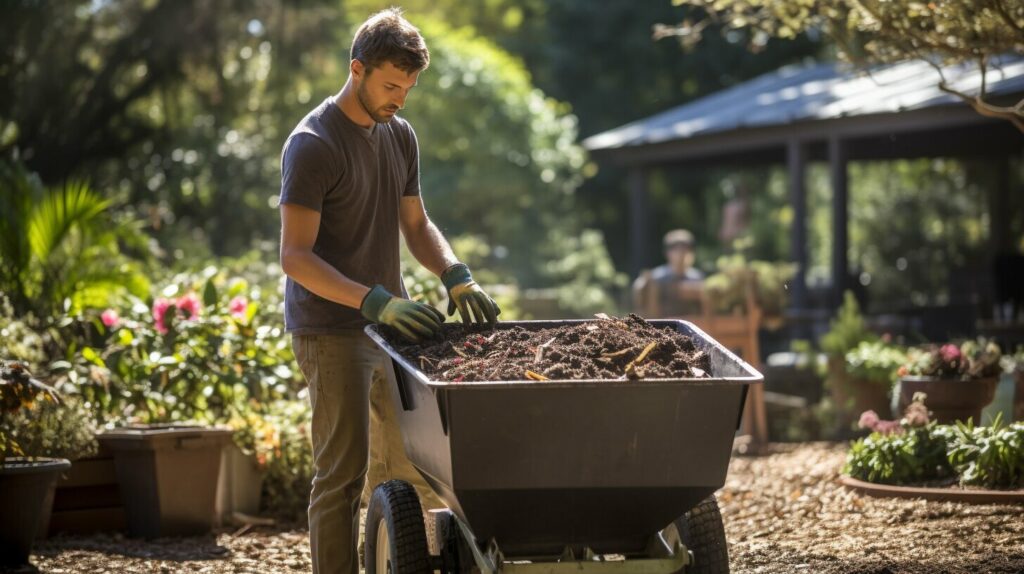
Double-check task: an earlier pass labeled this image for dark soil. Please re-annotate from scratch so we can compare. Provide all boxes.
[384,314,712,382]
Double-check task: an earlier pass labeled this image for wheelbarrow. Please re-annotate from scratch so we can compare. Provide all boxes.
[364,319,763,574]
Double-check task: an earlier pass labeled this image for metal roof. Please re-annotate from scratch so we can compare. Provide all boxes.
[584,56,1024,152]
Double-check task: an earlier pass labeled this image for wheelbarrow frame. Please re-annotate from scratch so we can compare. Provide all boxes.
[365,319,761,572]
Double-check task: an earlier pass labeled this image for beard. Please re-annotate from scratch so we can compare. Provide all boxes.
[357,81,399,124]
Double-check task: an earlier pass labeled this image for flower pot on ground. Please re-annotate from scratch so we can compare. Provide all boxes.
[0,457,71,566]
[828,337,906,436]
[896,340,1002,424]
[215,442,266,525]
[898,376,999,425]
[97,424,233,538]
[0,360,70,568]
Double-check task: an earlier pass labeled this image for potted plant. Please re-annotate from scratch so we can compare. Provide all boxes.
[897,339,1002,424]
[2,390,101,538]
[0,360,71,568]
[840,339,908,422]
[820,292,889,432]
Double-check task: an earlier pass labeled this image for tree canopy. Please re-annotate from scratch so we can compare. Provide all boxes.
[659,0,1024,131]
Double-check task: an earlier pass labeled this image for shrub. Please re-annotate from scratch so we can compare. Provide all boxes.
[820,291,875,358]
[944,416,1024,489]
[844,421,953,485]
[844,340,908,388]
[62,267,301,425]
[898,339,1003,380]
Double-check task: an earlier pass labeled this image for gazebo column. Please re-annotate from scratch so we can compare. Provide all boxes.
[787,140,809,311]
[829,135,849,307]
[628,166,652,277]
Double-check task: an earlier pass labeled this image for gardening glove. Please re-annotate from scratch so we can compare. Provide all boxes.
[441,263,501,325]
[360,284,445,343]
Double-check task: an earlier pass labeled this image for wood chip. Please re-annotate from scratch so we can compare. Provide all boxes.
[525,370,549,381]
[534,337,557,363]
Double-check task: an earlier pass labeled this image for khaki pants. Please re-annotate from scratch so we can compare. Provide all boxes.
[293,332,445,574]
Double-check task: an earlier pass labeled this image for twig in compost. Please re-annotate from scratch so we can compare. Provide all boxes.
[525,370,549,381]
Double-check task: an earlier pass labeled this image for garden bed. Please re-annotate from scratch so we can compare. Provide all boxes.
[29,443,1024,574]
[385,314,711,382]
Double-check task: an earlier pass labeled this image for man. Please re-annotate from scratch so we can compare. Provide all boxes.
[277,9,500,574]
[632,229,705,317]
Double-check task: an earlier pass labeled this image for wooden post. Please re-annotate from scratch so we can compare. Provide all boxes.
[787,140,809,313]
[628,167,652,278]
[829,136,849,307]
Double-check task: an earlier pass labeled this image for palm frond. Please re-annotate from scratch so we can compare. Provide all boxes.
[28,180,110,262]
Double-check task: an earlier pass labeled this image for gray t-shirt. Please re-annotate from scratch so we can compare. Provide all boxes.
[279,96,420,335]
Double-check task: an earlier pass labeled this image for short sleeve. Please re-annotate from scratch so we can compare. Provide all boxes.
[403,124,421,197]
[279,133,334,212]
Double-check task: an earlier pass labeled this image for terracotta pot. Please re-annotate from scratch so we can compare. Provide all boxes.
[898,376,998,424]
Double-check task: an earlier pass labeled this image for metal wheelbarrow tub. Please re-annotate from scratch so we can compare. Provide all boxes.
[365,319,762,558]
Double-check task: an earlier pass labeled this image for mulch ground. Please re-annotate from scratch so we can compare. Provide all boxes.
[22,443,1024,574]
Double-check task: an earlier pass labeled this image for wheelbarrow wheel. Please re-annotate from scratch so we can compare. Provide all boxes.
[664,495,729,574]
[365,480,432,574]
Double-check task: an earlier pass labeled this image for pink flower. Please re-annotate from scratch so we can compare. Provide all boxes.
[176,293,201,321]
[858,410,880,430]
[874,420,903,435]
[152,297,172,334]
[101,309,120,328]
[229,296,248,319]
[940,344,962,365]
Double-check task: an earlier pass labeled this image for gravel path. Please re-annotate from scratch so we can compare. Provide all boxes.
[23,443,1024,574]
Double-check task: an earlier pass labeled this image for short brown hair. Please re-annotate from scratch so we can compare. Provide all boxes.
[351,8,429,74]
[663,229,695,249]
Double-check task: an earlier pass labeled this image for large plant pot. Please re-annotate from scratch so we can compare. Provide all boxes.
[97,425,232,538]
[0,457,71,567]
[898,376,998,424]
[828,356,891,433]
[215,442,265,524]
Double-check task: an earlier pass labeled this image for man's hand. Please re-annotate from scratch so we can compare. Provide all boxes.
[441,263,501,325]
[361,285,445,342]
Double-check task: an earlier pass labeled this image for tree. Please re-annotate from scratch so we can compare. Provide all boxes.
[658,0,1024,131]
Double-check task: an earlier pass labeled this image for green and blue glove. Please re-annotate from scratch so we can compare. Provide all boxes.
[361,284,445,343]
[441,263,501,325]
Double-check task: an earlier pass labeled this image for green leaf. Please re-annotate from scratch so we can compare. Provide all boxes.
[81,346,106,368]
[203,277,218,308]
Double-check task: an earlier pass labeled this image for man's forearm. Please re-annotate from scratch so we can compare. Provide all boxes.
[280,248,371,309]
[404,219,459,277]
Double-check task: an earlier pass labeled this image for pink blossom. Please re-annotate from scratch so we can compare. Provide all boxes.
[229,296,249,320]
[152,297,172,334]
[874,420,903,435]
[101,309,120,328]
[858,410,880,430]
[940,344,962,364]
[176,293,201,321]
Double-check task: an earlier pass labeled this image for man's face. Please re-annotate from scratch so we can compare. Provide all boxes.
[354,60,420,124]
[665,244,694,270]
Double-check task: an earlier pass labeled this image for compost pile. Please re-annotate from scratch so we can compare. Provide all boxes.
[386,313,712,382]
